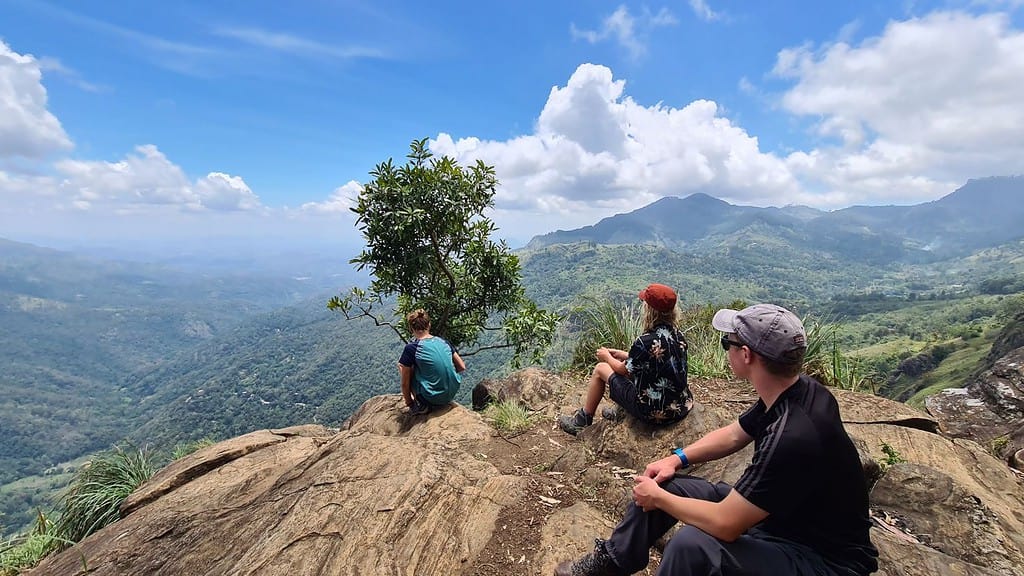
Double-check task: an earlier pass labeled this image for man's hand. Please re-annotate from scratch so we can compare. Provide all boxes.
[633,476,665,511]
[595,347,612,363]
[642,455,680,483]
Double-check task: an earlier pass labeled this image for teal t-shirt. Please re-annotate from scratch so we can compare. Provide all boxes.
[399,337,462,405]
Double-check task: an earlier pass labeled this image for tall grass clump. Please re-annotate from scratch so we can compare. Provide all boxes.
[484,399,540,435]
[52,444,156,548]
[804,315,879,393]
[0,512,70,575]
[678,301,747,379]
[568,297,642,372]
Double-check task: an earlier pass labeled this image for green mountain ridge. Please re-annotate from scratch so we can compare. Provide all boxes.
[528,176,1024,262]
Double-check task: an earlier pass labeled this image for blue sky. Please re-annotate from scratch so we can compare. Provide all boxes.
[1,0,1023,252]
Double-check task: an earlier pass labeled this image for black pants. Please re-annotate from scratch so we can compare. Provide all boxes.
[605,476,838,575]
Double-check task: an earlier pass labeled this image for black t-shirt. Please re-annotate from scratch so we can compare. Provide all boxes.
[736,375,878,575]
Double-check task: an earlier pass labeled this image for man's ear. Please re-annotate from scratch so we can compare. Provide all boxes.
[741,346,755,365]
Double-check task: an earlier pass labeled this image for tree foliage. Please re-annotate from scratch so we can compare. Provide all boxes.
[328,138,560,365]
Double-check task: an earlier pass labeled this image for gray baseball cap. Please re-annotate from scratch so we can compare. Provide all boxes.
[712,304,807,364]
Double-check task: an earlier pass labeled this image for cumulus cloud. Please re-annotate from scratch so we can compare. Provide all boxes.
[0,41,72,158]
[775,10,1024,203]
[431,64,799,236]
[195,172,262,211]
[300,180,363,213]
[53,145,263,212]
[571,6,677,59]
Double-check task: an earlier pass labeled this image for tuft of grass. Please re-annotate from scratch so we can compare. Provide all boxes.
[52,444,156,548]
[568,297,642,372]
[804,315,880,393]
[484,399,540,435]
[678,302,742,379]
[0,512,72,576]
[171,438,215,461]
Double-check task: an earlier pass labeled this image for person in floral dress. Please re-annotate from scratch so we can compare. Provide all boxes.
[558,283,692,435]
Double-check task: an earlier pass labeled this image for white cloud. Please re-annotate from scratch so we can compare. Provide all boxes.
[37,56,105,93]
[571,6,677,59]
[53,145,263,212]
[195,172,262,211]
[300,180,362,213]
[0,41,72,158]
[774,10,1024,203]
[431,64,799,238]
[688,0,723,22]
[214,27,386,61]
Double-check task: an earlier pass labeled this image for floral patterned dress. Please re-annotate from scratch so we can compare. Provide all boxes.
[624,323,692,423]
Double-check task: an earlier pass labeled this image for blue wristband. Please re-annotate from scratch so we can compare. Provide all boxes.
[673,448,690,468]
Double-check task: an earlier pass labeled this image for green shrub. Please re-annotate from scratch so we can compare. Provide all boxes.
[879,441,906,471]
[484,399,539,435]
[52,445,156,548]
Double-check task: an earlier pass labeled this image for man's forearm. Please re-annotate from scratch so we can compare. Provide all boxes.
[682,422,751,465]
[654,495,737,541]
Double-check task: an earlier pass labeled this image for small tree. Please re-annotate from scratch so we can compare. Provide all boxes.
[328,138,559,365]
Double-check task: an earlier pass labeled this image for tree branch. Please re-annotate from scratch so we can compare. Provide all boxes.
[340,302,406,343]
[459,341,514,357]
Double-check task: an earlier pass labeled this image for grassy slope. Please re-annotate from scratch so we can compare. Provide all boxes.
[904,335,996,409]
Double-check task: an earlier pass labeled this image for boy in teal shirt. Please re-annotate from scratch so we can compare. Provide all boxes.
[398,309,466,414]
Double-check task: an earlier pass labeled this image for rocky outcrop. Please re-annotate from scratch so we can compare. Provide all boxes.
[28,369,1024,576]
[926,346,1024,465]
[980,310,1024,374]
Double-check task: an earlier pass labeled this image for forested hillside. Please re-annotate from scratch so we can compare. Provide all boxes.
[0,239,349,530]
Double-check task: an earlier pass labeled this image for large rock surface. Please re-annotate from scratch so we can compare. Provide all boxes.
[29,368,1024,575]
[926,346,1024,465]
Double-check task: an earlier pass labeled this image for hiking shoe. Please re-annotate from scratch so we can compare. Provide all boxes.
[408,398,431,416]
[554,538,619,576]
[601,405,625,422]
[557,408,593,435]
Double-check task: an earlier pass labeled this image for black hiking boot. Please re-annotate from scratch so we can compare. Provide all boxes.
[601,405,625,422]
[408,397,431,416]
[554,538,620,576]
[557,408,593,435]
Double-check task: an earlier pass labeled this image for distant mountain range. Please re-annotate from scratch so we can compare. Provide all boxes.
[526,176,1024,263]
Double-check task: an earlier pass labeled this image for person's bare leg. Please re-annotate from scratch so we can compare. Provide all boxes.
[584,362,614,416]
